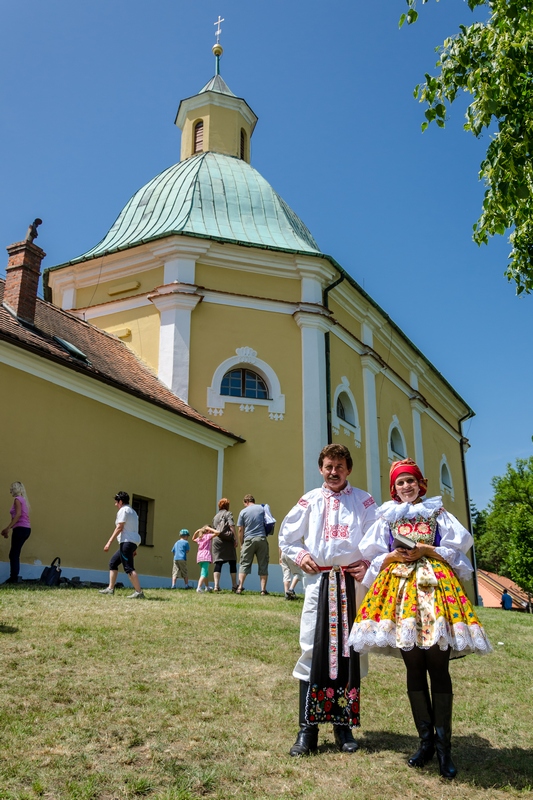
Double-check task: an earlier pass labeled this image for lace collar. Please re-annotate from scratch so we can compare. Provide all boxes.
[377,495,444,523]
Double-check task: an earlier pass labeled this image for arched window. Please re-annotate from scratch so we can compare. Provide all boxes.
[440,455,454,499]
[388,416,407,462]
[207,347,285,420]
[221,368,269,399]
[337,392,355,426]
[331,378,361,446]
[390,428,405,459]
[240,128,247,160]
[194,120,204,154]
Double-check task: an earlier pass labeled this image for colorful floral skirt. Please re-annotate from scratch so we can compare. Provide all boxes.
[348,558,492,657]
[306,570,360,728]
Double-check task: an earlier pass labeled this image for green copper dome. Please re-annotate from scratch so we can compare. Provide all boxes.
[71,152,320,262]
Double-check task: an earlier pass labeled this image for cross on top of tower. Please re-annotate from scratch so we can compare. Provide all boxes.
[214,16,224,44]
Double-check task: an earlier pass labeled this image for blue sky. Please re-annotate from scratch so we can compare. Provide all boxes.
[1,0,530,509]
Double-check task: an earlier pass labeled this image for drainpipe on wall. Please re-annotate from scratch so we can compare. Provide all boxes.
[323,273,345,444]
[459,410,479,605]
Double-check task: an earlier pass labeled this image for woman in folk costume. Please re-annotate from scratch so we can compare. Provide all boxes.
[348,459,491,779]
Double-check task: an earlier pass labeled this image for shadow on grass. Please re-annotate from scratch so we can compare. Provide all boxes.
[360,729,533,790]
[0,624,18,634]
[143,596,171,602]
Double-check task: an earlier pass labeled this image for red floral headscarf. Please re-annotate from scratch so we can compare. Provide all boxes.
[389,458,428,501]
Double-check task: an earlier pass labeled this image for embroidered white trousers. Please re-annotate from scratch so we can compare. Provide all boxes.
[293,572,369,682]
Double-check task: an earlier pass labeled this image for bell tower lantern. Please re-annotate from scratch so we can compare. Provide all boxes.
[175,20,258,163]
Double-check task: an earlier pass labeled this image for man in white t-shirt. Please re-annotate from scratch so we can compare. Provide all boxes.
[99,491,144,598]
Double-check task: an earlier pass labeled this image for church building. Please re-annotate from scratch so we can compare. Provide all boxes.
[1,38,474,590]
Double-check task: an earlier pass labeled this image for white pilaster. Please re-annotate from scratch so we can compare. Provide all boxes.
[294,309,330,492]
[410,395,427,474]
[151,239,210,286]
[217,448,224,506]
[361,353,382,502]
[361,322,374,347]
[149,284,201,402]
[295,256,336,304]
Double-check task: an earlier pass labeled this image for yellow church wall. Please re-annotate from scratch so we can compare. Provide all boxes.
[375,371,414,475]
[196,262,301,303]
[90,305,161,372]
[373,339,412,388]
[188,300,304,527]
[418,413,475,603]
[75,266,164,309]
[420,413,469,526]
[0,361,221,581]
[328,298,362,343]
[418,376,464,432]
[329,336,367,488]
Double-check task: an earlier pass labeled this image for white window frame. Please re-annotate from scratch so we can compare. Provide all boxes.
[440,454,454,500]
[331,377,361,446]
[388,415,407,462]
[207,347,285,420]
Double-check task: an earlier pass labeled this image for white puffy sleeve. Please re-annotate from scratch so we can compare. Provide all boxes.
[278,498,312,565]
[358,518,390,588]
[434,510,474,580]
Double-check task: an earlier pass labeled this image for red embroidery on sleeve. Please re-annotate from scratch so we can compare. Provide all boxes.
[363,496,375,508]
[298,498,309,508]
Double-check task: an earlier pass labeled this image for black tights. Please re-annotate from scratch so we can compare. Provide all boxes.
[401,645,452,695]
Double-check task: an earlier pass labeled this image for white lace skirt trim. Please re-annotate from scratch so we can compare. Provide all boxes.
[348,617,493,657]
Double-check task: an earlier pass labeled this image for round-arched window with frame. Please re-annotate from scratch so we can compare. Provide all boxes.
[221,368,269,399]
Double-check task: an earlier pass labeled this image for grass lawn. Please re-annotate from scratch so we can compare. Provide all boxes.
[0,585,531,800]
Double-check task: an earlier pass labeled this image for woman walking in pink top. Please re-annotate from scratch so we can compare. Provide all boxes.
[192,525,220,593]
[2,482,31,584]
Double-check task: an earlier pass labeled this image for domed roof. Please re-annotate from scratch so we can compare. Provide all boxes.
[72,152,320,263]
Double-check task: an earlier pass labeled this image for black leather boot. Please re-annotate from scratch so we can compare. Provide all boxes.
[433,693,457,779]
[333,725,359,753]
[407,690,435,768]
[289,681,318,757]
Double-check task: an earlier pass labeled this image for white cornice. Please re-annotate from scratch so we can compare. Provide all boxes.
[294,255,337,284]
[149,285,202,313]
[176,91,258,130]
[200,289,297,315]
[47,237,325,293]
[149,240,211,261]
[0,339,238,450]
[293,309,332,333]
[360,353,384,376]
[75,287,298,321]
[72,294,152,320]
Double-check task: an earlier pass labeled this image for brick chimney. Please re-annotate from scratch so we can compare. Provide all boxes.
[3,238,46,325]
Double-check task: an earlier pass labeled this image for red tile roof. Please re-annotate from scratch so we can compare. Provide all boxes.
[0,280,242,442]
[477,570,529,610]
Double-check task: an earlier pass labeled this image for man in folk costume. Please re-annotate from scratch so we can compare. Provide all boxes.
[279,444,378,756]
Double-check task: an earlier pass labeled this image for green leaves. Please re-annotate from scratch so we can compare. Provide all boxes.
[477,456,533,592]
[400,0,533,292]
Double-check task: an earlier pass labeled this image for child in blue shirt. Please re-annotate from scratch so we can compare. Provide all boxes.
[171,529,191,589]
